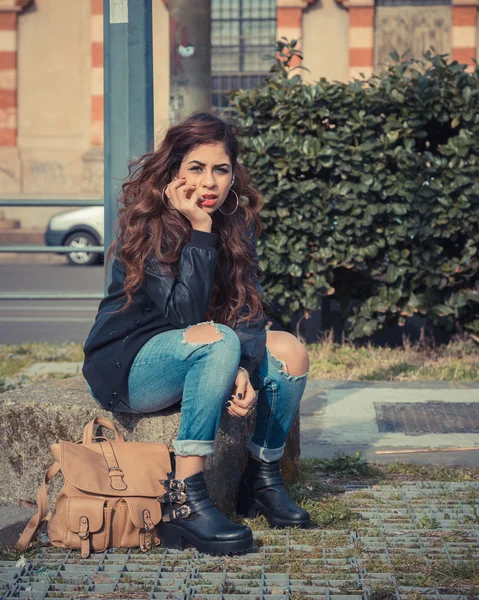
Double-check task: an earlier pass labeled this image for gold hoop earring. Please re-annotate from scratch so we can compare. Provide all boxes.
[219,189,239,215]
[162,184,170,206]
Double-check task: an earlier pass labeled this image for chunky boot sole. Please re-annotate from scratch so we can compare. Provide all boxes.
[159,522,253,555]
[236,494,310,529]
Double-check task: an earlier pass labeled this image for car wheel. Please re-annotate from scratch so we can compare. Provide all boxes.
[64,231,102,266]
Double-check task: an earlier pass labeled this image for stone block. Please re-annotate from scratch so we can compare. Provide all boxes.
[0,375,300,515]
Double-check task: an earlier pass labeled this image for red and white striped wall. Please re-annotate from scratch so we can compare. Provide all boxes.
[451,0,477,71]
[276,1,316,71]
[0,10,17,146]
[91,0,103,146]
[348,1,374,80]
[276,5,303,69]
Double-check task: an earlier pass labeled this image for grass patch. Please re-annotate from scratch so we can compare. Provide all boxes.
[0,341,85,393]
[0,341,84,378]
[292,454,479,489]
[394,559,479,587]
[306,331,479,381]
[1,333,479,391]
[380,461,479,482]
[0,539,48,561]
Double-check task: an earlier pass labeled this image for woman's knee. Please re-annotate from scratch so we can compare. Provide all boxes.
[183,321,241,355]
[266,331,310,377]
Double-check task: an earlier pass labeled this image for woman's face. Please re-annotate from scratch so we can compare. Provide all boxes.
[173,142,233,213]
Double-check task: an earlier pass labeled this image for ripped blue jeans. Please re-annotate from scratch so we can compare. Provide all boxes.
[87,321,309,462]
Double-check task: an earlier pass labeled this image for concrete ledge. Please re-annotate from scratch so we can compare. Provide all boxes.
[0,375,300,516]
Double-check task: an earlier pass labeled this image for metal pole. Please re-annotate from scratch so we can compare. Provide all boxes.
[169,0,211,123]
[103,0,154,296]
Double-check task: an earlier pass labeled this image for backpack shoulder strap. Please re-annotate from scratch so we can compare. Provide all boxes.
[16,461,61,551]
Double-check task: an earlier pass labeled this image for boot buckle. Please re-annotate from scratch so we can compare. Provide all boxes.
[169,491,187,504]
[172,505,191,519]
[170,479,186,492]
[157,490,187,504]
[158,471,175,490]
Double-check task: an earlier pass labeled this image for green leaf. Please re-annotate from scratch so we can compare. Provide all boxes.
[389,49,400,62]
[386,130,399,144]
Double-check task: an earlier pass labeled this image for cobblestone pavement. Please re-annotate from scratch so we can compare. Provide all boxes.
[2,481,479,599]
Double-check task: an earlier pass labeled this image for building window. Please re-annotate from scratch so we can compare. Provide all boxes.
[212,0,276,115]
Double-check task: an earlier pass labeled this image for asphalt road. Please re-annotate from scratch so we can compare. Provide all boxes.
[0,261,104,345]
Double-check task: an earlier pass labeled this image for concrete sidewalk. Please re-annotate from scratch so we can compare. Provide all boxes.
[12,363,479,465]
[299,379,479,466]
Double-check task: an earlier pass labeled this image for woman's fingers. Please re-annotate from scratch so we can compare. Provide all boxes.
[169,178,196,207]
[227,402,250,418]
[166,178,213,229]
[166,179,210,231]
[228,382,257,417]
[231,377,249,407]
[231,382,255,408]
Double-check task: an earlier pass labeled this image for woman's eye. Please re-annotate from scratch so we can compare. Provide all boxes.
[189,166,228,173]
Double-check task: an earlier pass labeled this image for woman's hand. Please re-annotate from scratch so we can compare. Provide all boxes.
[166,177,213,230]
[226,368,258,418]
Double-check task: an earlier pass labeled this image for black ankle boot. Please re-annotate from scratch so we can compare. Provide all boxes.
[236,456,310,529]
[157,471,253,555]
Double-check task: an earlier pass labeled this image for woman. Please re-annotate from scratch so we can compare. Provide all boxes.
[83,111,311,555]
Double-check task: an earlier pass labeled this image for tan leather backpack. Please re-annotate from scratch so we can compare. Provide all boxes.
[17,417,173,558]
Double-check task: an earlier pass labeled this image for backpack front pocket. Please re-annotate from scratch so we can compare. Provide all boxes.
[64,497,111,557]
[120,497,162,550]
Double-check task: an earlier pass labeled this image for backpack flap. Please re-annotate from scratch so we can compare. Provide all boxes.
[59,440,171,498]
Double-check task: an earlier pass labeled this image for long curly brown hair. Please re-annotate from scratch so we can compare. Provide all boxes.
[105,111,267,328]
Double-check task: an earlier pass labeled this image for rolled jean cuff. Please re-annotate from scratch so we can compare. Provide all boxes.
[173,439,215,457]
[248,437,285,463]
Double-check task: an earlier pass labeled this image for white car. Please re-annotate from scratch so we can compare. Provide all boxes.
[45,206,104,266]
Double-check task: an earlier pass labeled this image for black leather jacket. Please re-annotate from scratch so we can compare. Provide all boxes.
[82,224,267,411]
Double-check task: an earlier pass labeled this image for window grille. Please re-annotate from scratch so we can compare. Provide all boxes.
[211,0,276,116]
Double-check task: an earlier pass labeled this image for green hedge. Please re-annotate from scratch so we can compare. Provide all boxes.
[229,41,479,339]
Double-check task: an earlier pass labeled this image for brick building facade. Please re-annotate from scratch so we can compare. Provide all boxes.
[0,0,477,229]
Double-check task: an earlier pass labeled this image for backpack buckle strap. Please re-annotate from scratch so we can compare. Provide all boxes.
[108,469,127,492]
[78,516,89,540]
[100,441,128,491]
[78,516,90,559]
[142,508,154,530]
[139,528,152,551]
[139,509,154,552]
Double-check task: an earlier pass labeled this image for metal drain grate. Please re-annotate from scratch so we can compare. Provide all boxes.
[375,401,479,435]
